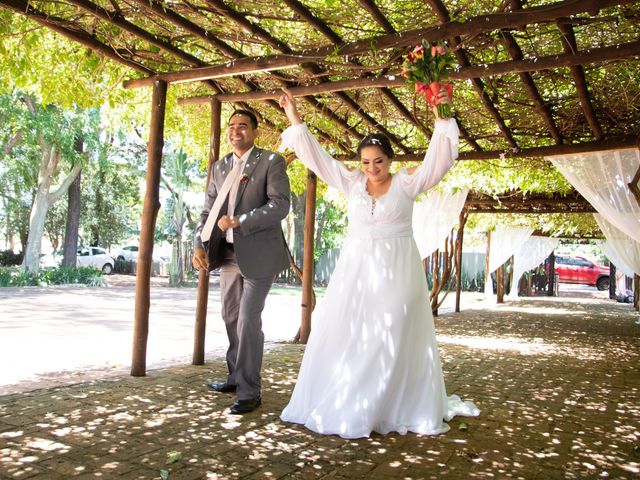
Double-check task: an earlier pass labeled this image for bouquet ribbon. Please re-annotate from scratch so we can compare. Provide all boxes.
[415,81,453,108]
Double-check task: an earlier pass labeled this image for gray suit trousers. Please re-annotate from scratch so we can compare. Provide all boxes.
[219,245,275,400]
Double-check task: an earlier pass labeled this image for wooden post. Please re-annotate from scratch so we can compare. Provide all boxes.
[548,252,556,296]
[609,263,616,300]
[431,249,440,315]
[507,254,514,297]
[131,80,167,377]
[496,264,505,303]
[485,230,491,296]
[455,210,467,312]
[193,98,221,365]
[299,170,317,344]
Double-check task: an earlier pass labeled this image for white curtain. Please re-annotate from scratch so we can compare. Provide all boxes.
[413,187,469,259]
[595,213,640,277]
[484,226,533,297]
[549,148,640,242]
[507,236,559,299]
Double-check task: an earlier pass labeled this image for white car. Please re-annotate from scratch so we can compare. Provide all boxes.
[114,245,168,263]
[40,248,115,274]
[77,246,115,274]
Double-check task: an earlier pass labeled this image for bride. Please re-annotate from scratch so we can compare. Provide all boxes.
[278,88,479,439]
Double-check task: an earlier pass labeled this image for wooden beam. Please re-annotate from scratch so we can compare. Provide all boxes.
[451,39,640,80]
[171,37,640,94]
[324,0,637,58]
[132,80,167,377]
[556,21,604,140]
[334,135,637,161]
[124,54,305,88]
[470,207,596,213]
[0,0,153,75]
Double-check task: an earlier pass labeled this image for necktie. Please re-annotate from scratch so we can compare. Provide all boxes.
[226,157,246,243]
[199,158,245,243]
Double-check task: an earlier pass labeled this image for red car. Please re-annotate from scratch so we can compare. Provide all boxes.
[554,255,610,290]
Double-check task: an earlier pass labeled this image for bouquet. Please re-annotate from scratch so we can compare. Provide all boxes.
[402,40,455,118]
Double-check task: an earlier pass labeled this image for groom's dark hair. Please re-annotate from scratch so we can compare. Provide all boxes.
[229,109,259,129]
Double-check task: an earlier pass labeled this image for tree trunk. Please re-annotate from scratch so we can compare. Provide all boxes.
[21,144,82,273]
[62,139,82,267]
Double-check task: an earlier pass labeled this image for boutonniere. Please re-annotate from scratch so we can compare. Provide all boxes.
[240,174,250,185]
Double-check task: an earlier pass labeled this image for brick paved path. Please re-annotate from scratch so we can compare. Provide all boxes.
[1,295,638,479]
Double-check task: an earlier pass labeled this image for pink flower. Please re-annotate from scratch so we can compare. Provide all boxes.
[499,152,507,160]
[431,45,446,57]
[408,45,424,62]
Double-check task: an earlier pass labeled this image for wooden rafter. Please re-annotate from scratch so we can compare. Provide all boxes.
[129,0,243,59]
[501,30,563,144]
[358,0,396,34]
[66,0,204,68]
[424,0,518,148]
[0,0,152,74]
[281,0,412,152]
[190,0,367,151]
[556,20,604,140]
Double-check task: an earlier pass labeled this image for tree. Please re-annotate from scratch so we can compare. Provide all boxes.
[159,148,198,286]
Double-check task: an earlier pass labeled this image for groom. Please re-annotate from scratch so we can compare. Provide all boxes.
[193,109,291,414]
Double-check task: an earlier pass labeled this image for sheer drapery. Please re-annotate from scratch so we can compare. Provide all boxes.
[549,148,640,242]
[412,187,469,259]
[507,236,559,299]
[595,213,640,277]
[484,226,533,297]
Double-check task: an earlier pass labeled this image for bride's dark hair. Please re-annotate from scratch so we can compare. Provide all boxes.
[356,134,394,160]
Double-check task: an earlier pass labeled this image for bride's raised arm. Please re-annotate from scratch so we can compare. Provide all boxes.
[399,117,459,198]
[279,89,360,196]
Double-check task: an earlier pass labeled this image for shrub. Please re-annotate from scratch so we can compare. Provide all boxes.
[0,266,105,287]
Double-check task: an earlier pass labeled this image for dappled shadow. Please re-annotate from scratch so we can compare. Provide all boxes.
[1,296,639,478]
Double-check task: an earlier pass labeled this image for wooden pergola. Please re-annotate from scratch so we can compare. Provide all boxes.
[3,0,639,375]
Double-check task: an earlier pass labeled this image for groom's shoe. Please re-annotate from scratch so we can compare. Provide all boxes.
[207,381,237,393]
[229,396,261,414]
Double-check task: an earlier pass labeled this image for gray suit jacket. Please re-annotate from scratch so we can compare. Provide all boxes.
[195,147,291,279]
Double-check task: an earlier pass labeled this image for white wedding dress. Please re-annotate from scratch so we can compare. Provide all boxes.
[279,119,479,439]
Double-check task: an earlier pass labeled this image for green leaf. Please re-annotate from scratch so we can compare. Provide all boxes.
[166,451,182,465]
[160,469,170,480]
[458,422,468,431]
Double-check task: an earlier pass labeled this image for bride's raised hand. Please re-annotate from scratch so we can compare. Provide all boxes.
[431,86,451,120]
[279,88,303,125]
